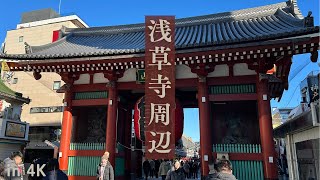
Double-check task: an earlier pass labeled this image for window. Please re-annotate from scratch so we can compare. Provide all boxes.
[19,36,23,42]
[12,78,18,84]
[53,81,61,90]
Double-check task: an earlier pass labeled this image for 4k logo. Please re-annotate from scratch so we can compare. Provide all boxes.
[7,164,46,177]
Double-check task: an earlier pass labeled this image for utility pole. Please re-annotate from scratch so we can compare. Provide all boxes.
[58,0,62,14]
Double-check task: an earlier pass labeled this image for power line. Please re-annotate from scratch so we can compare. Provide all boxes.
[289,60,310,82]
[283,84,300,108]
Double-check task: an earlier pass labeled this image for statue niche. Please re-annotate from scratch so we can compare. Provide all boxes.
[222,113,250,144]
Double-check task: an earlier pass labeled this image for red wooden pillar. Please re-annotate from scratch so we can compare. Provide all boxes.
[106,81,118,167]
[197,76,212,177]
[256,76,278,179]
[59,88,73,171]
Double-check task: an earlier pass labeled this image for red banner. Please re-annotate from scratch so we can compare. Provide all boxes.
[145,16,175,159]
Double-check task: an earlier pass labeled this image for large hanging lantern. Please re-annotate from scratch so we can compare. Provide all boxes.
[134,96,184,143]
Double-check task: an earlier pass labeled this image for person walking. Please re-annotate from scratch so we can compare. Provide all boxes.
[182,161,190,179]
[3,151,26,180]
[188,160,193,179]
[96,152,114,180]
[142,159,151,180]
[155,159,161,178]
[165,160,185,180]
[158,160,170,180]
[206,160,237,180]
[149,160,155,178]
[42,158,67,180]
[192,160,198,179]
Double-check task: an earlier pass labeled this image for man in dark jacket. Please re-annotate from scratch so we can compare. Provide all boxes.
[142,160,151,180]
[207,160,237,180]
[42,158,68,180]
[154,160,160,178]
[165,160,185,180]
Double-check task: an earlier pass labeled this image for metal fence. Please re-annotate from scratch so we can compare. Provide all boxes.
[231,160,264,180]
[213,144,261,153]
[213,144,264,180]
[70,143,106,150]
[67,156,125,177]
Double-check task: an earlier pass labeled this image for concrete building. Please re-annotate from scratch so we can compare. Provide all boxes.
[176,135,197,158]
[272,108,294,128]
[2,9,88,143]
[274,72,319,180]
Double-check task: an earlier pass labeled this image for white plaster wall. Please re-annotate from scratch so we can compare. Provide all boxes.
[176,65,197,79]
[74,74,90,84]
[207,64,229,77]
[118,68,136,82]
[285,134,297,180]
[285,127,320,180]
[93,73,109,84]
[233,63,256,76]
[292,127,320,143]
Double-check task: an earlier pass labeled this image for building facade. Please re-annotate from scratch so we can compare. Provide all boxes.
[2,9,88,143]
[274,72,319,180]
[1,1,319,180]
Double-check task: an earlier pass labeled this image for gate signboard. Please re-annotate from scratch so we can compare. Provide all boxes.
[145,16,175,159]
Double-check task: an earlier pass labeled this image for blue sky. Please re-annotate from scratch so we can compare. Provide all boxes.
[1,0,319,142]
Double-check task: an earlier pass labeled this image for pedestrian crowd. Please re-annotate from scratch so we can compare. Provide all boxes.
[0,151,238,180]
[142,158,236,180]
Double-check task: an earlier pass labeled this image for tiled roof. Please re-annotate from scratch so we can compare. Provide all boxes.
[1,1,318,60]
[0,80,30,103]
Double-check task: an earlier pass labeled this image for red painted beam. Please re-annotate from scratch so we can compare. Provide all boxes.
[118,82,144,90]
[73,84,107,92]
[72,78,198,91]
[212,152,263,161]
[176,78,198,88]
[68,150,105,157]
[68,176,96,180]
[72,99,108,106]
[209,93,257,101]
[207,75,256,85]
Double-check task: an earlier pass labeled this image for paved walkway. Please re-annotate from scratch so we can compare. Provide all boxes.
[140,175,288,180]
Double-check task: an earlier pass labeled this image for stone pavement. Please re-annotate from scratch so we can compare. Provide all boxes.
[140,175,289,180]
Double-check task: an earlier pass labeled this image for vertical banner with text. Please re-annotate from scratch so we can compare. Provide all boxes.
[145,16,175,159]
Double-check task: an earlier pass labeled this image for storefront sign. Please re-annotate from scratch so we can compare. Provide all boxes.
[136,69,146,83]
[5,121,27,138]
[145,16,175,159]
